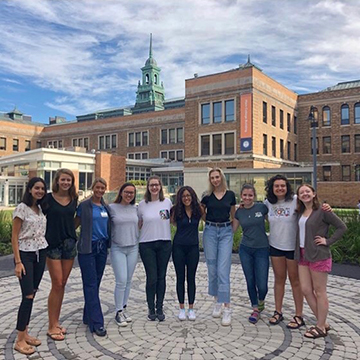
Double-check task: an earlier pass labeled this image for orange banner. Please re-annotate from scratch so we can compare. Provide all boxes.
[240,93,252,138]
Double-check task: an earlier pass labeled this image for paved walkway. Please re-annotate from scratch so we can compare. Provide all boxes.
[1,261,360,360]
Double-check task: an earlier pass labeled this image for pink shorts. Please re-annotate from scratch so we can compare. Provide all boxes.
[299,248,332,272]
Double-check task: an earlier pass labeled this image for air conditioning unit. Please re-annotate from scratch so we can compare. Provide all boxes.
[47,145,54,149]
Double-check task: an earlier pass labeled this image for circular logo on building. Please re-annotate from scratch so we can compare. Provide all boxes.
[243,140,250,149]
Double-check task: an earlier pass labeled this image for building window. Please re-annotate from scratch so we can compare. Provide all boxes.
[355,135,360,153]
[294,115,297,134]
[225,100,234,122]
[294,143,297,161]
[13,139,19,151]
[212,134,222,155]
[341,135,350,153]
[213,102,222,123]
[177,128,184,142]
[128,131,148,147]
[271,106,276,126]
[0,137,6,150]
[355,103,360,124]
[355,165,360,181]
[323,136,331,154]
[342,165,351,181]
[287,141,291,160]
[279,110,284,129]
[287,113,290,131]
[272,137,276,157]
[263,102,267,123]
[225,133,234,155]
[263,134,267,155]
[341,104,349,125]
[322,106,331,126]
[25,140,31,152]
[79,172,94,191]
[201,135,210,156]
[160,150,183,161]
[311,137,319,154]
[280,139,284,158]
[323,166,331,181]
[99,134,117,150]
[36,140,41,149]
[72,137,89,150]
[169,129,176,144]
[161,129,167,144]
[201,103,210,124]
[127,152,148,160]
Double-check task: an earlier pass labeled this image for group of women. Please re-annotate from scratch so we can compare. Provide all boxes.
[11,168,346,354]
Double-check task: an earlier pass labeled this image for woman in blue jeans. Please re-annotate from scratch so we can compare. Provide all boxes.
[109,183,139,327]
[75,177,111,337]
[233,184,269,324]
[201,168,236,326]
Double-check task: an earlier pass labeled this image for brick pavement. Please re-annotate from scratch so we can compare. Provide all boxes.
[1,261,359,360]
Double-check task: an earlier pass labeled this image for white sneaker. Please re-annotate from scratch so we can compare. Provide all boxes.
[122,309,132,323]
[178,309,186,321]
[188,309,196,321]
[212,303,222,318]
[115,311,128,327]
[221,308,231,326]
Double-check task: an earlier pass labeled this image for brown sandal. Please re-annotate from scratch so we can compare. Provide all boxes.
[304,326,327,339]
[26,336,41,347]
[47,332,65,341]
[286,315,305,329]
[14,342,35,355]
[57,325,67,334]
[269,310,283,325]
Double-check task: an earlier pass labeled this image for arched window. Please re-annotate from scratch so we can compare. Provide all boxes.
[341,104,349,125]
[355,103,360,124]
[322,106,331,126]
[154,74,158,84]
[145,74,149,84]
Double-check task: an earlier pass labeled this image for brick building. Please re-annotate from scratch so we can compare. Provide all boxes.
[1,38,360,206]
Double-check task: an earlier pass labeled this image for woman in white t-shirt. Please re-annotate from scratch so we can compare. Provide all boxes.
[138,176,172,322]
[264,174,305,329]
[11,177,48,356]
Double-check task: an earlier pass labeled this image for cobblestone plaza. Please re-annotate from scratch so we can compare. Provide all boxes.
[1,259,359,360]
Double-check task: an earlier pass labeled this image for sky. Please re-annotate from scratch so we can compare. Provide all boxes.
[0,0,359,124]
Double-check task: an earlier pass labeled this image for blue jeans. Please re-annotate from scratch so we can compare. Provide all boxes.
[203,225,233,303]
[239,244,269,308]
[78,239,108,332]
[110,243,139,312]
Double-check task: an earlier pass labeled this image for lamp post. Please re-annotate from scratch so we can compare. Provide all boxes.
[307,106,318,190]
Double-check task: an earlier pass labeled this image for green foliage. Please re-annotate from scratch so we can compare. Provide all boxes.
[128,180,147,186]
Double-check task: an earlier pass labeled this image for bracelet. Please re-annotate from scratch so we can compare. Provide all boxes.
[15,261,22,265]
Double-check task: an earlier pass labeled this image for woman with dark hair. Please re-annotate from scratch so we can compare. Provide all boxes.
[171,186,203,321]
[233,184,269,324]
[138,176,172,321]
[44,168,77,340]
[264,174,304,328]
[295,184,346,338]
[11,177,48,355]
[75,177,110,337]
[109,183,139,327]
[201,168,236,326]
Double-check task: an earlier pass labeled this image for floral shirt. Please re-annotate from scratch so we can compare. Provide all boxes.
[13,202,48,252]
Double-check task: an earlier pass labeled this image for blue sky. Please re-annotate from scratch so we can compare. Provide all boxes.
[0,0,359,124]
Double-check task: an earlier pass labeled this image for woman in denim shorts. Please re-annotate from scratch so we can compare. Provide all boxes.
[44,169,77,341]
[295,184,346,339]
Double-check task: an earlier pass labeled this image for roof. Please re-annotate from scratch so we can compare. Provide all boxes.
[320,80,360,92]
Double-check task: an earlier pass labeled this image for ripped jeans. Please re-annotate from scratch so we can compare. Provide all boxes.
[203,225,233,303]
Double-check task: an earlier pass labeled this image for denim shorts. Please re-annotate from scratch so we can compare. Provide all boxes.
[47,238,77,260]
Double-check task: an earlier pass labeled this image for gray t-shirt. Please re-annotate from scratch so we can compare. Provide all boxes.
[109,203,139,247]
[264,195,297,251]
[235,203,269,248]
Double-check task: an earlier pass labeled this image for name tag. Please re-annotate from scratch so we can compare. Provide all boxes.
[100,211,108,218]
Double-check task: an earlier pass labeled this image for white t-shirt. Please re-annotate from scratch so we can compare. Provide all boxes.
[138,198,172,243]
[13,202,48,252]
[264,195,298,251]
[298,215,308,248]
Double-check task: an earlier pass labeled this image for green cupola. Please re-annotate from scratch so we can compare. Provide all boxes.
[133,34,165,113]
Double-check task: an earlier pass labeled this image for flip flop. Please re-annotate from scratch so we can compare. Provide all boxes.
[57,325,67,334]
[47,332,65,341]
[304,326,327,339]
[14,343,35,355]
[26,337,41,346]
[286,315,305,329]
